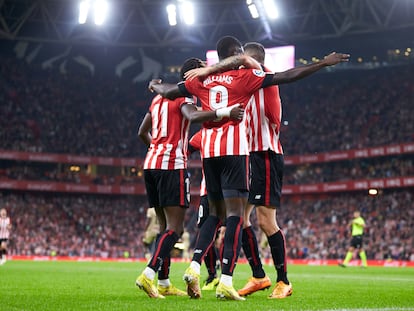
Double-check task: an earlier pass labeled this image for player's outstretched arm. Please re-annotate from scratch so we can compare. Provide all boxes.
[148,79,184,100]
[184,54,261,80]
[269,52,350,85]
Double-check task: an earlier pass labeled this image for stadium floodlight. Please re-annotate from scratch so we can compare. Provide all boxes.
[247,0,260,19]
[179,1,194,25]
[262,0,279,20]
[166,4,177,26]
[93,0,108,25]
[78,0,109,25]
[368,188,379,196]
[78,0,90,24]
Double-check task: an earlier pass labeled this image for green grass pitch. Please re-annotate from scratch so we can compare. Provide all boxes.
[1,260,413,311]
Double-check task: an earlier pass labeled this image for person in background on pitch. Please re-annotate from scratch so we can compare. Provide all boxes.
[142,207,160,260]
[339,211,368,268]
[0,207,12,265]
[135,57,244,299]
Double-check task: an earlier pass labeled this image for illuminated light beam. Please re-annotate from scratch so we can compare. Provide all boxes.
[166,4,177,26]
[78,0,90,24]
[94,0,108,26]
[262,0,279,20]
[179,1,194,25]
[247,0,260,19]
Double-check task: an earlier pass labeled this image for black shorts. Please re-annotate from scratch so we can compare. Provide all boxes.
[144,169,190,208]
[248,150,284,207]
[350,235,363,249]
[197,195,209,228]
[203,155,249,201]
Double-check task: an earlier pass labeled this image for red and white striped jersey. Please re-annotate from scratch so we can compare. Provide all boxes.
[0,216,11,239]
[181,68,268,158]
[189,131,207,196]
[143,94,196,170]
[245,80,283,154]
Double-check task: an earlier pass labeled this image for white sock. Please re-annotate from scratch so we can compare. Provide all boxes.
[189,261,201,274]
[220,274,233,287]
[158,279,171,287]
[143,267,156,280]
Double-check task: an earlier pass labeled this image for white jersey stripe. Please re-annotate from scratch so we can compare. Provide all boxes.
[226,125,234,155]
[161,144,173,169]
[214,128,223,157]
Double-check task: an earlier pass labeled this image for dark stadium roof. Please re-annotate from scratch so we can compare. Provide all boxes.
[1,0,413,50]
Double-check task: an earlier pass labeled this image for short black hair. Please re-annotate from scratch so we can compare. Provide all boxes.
[243,42,266,64]
[216,36,243,60]
[180,57,204,81]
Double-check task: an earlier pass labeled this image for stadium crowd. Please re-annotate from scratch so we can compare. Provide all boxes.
[2,189,413,262]
[2,193,148,258]
[277,190,413,262]
[1,54,413,263]
[283,155,414,185]
[280,64,414,154]
[1,154,413,187]
[0,56,147,158]
[1,57,413,157]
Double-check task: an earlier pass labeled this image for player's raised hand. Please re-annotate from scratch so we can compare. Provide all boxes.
[322,52,350,66]
[148,79,162,92]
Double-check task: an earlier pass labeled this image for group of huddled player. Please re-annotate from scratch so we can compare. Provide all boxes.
[135,35,350,300]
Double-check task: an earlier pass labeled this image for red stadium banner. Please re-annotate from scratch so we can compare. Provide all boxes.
[0,150,139,166]
[281,176,414,194]
[0,176,413,195]
[0,180,146,195]
[283,142,414,165]
[1,142,414,167]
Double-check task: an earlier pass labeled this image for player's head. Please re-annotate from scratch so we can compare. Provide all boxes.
[216,36,243,61]
[0,208,6,217]
[180,57,205,81]
[243,42,265,64]
[354,211,361,218]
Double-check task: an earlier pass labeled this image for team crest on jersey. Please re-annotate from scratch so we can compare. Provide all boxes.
[252,69,265,77]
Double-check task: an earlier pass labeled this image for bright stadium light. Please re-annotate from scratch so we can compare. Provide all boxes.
[179,1,194,25]
[247,0,259,19]
[94,0,108,25]
[263,0,279,19]
[368,188,378,196]
[166,4,177,26]
[78,0,109,25]
[78,0,90,24]
[167,1,194,26]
